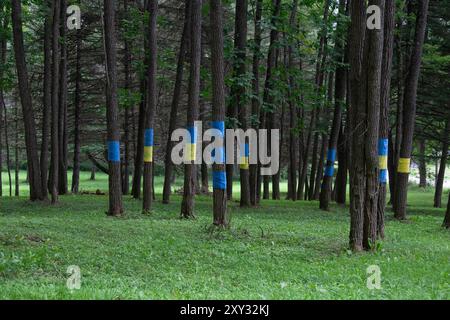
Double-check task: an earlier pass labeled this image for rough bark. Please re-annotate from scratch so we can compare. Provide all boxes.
[394,0,430,220]
[162,1,190,204]
[209,0,228,227]
[71,28,82,194]
[104,0,124,216]
[41,0,52,198]
[49,0,61,203]
[377,0,395,239]
[348,0,366,252]
[142,0,158,213]
[181,0,201,219]
[320,0,346,210]
[10,0,44,201]
[249,0,262,206]
[263,0,282,201]
[233,0,251,207]
[363,0,384,250]
[122,0,131,195]
[58,0,68,195]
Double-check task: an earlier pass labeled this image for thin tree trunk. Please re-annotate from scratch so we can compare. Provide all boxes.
[434,119,449,208]
[142,0,158,213]
[122,0,131,196]
[10,0,44,201]
[49,0,61,203]
[41,0,52,198]
[104,0,124,216]
[335,120,347,205]
[233,0,251,207]
[320,0,346,210]
[162,1,190,204]
[181,0,201,219]
[58,0,68,196]
[377,0,395,239]
[250,0,262,206]
[443,191,450,229]
[394,0,430,220]
[14,99,19,197]
[209,0,228,227]
[71,28,82,194]
[131,78,146,199]
[418,139,427,188]
[263,0,282,201]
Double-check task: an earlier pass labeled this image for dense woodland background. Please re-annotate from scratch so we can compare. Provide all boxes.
[0,0,449,252]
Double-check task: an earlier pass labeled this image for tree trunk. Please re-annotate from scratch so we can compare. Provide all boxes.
[71,28,82,194]
[209,0,228,227]
[10,0,44,201]
[377,0,395,239]
[348,0,367,252]
[262,0,282,201]
[122,0,131,196]
[142,0,158,213]
[335,120,347,205]
[443,191,450,229]
[363,0,384,250]
[418,139,427,188]
[131,78,146,199]
[249,0,262,206]
[58,0,68,196]
[320,0,346,210]
[434,119,449,208]
[181,0,201,219]
[41,0,51,199]
[162,1,190,204]
[232,0,251,207]
[104,0,124,216]
[394,0,430,220]
[49,0,61,203]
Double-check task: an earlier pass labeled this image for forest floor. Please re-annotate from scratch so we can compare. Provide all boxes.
[0,172,449,299]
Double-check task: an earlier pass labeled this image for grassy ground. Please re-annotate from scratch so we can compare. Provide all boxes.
[0,171,449,300]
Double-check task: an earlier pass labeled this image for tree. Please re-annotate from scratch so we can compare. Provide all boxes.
[233,0,250,207]
[181,0,201,219]
[249,0,262,206]
[443,191,450,229]
[162,1,190,204]
[363,0,385,249]
[142,0,158,214]
[434,119,449,208]
[377,0,396,239]
[58,0,68,195]
[209,0,228,227]
[122,0,131,196]
[286,0,299,201]
[394,0,430,220]
[10,0,44,201]
[348,0,367,252]
[49,0,61,203]
[320,0,347,211]
[41,0,52,199]
[263,0,282,200]
[103,0,123,216]
[71,27,82,194]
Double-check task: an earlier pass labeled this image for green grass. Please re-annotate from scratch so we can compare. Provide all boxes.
[0,171,449,300]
